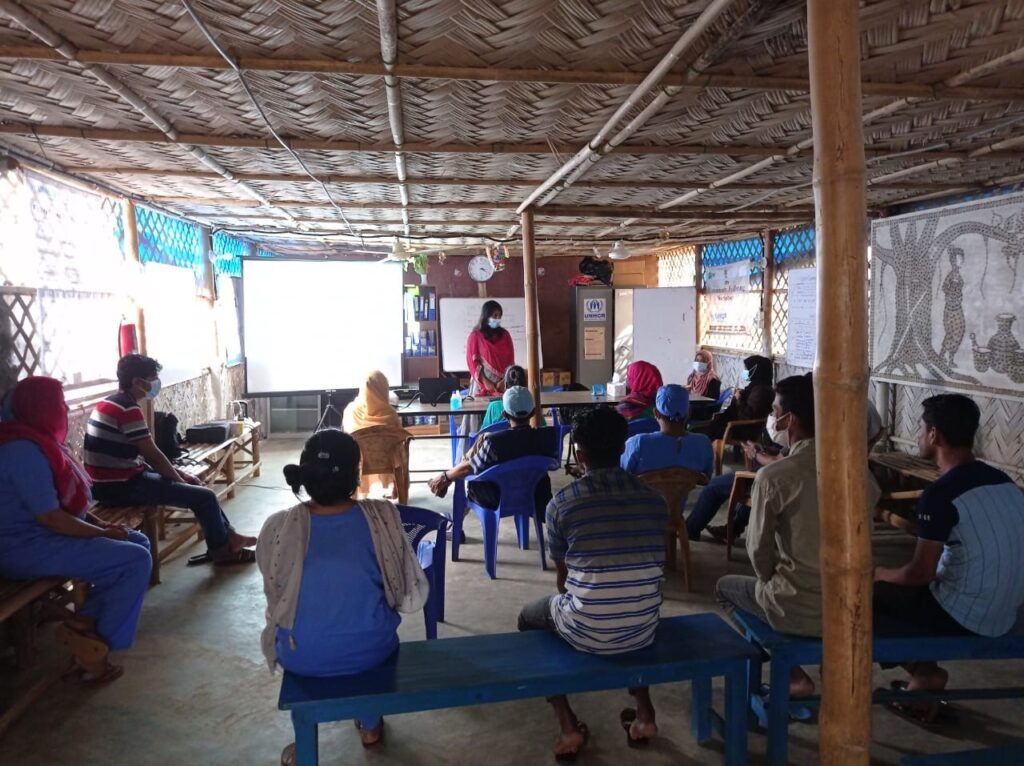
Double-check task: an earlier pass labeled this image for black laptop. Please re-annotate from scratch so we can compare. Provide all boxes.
[418,377,461,405]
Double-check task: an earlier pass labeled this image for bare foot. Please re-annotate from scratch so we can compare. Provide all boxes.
[790,666,816,698]
[553,726,586,757]
[630,717,658,741]
[357,725,382,746]
[229,531,257,551]
[899,665,948,720]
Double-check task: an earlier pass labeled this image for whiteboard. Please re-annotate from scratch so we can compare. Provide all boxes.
[439,297,543,372]
[786,267,818,369]
[242,259,404,394]
[631,287,698,385]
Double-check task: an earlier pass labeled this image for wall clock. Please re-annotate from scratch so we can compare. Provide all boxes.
[468,254,496,282]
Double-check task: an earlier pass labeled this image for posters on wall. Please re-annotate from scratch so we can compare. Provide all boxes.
[870,191,1024,399]
[787,268,817,369]
[705,261,752,291]
[706,291,760,336]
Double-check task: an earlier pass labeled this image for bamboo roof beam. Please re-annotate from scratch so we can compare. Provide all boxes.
[0,0,290,221]
[3,45,1022,104]
[374,0,411,237]
[600,42,1024,234]
[3,124,1020,164]
[57,167,980,191]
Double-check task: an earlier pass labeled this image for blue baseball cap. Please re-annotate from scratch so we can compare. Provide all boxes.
[502,386,535,419]
[655,384,690,420]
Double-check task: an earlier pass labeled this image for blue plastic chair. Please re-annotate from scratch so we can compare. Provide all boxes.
[627,417,659,436]
[450,455,558,579]
[465,419,509,455]
[397,504,449,640]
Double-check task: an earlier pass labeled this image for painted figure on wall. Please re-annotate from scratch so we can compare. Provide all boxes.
[939,247,966,367]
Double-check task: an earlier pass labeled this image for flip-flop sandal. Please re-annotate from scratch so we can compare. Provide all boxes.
[56,624,109,664]
[213,547,257,566]
[62,660,124,685]
[554,721,589,763]
[880,681,956,731]
[280,743,295,766]
[755,683,815,722]
[354,719,385,748]
[620,708,650,748]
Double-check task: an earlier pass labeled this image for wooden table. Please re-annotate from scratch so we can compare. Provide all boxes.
[869,451,940,484]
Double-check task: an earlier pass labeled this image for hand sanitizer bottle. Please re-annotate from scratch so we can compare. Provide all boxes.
[450,390,462,411]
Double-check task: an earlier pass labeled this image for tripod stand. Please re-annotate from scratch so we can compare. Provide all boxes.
[313,402,345,432]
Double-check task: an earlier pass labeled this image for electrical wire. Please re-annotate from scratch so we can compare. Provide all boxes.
[179,0,361,241]
[211,224,686,244]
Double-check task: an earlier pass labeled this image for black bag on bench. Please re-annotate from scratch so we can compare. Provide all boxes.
[185,421,233,444]
[154,411,186,461]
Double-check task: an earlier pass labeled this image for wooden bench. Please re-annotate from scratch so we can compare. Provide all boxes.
[279,613,759,766]
[732,609,1024,766]
[900,744,1024,765]
[0,577,72,736]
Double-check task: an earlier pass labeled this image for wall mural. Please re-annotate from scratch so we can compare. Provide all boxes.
[870,192,1024,399]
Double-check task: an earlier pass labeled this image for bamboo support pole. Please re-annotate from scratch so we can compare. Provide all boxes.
[808,0,871,763]
[521,209,542,429]
[2,45,1023,103]
[694,246,704,346]
[761,230,775,358]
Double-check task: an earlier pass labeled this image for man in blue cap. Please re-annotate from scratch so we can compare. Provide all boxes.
[621,384,714,478]
[428,386,558,518]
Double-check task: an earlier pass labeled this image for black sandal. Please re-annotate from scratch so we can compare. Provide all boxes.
[213,547,257,566]
[620,708,650,748]
[881,680,956,731]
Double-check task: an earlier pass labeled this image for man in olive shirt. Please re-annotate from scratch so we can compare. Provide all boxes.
[715,373,880,697]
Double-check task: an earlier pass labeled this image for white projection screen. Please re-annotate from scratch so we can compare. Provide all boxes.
[242,259,404,395]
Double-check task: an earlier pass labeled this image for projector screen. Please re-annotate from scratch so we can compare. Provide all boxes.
[242,258,404,395]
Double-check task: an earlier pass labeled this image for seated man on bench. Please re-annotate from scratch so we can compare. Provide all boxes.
[517,407,669,759]
[874,393,1024,725]
[715,374,880,697]
[85,354,256,565]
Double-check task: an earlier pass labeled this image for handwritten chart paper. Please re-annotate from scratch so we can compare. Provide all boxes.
[787,267,818,369]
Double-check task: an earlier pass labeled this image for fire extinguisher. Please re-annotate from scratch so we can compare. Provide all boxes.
[118,320,138,357]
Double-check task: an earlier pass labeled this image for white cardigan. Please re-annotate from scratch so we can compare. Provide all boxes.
[256,498,430,671]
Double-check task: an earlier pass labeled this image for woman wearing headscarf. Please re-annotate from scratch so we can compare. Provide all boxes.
[616,360,664,421]
[690,354,774,441]
[343,370,402,433]
[686,349,722,400]
[0,377,152,684]
[343,370,410,503]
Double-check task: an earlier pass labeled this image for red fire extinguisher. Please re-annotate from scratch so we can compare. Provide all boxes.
[118,320,138,357]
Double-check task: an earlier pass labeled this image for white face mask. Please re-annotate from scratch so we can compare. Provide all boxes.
[693,361,708,374]
[741,368,751,383]
[488,318,501,329]
[766,412,791,449]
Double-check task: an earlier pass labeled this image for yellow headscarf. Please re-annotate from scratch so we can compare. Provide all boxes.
[343,370,402,432]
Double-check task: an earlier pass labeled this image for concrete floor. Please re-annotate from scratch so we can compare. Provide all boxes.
[2,436,1023,765]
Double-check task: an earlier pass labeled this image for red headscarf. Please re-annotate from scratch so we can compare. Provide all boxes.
[0,377,92,517]
[617,361,663,419]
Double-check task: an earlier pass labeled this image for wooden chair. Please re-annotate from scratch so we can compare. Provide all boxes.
[713,418,767,475]
[638,467,708,592]
[350,425,414,504]
[724,470,757,561]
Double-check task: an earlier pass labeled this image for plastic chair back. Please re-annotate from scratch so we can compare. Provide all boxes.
[350,425,413,504]
[627,417,659,437]
[466,419,509,454]
[397,504,449,640]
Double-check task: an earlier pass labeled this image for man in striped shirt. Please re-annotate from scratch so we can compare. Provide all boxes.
[85,354,256,565]
[517,407,668,759]
[874,393,1024,724]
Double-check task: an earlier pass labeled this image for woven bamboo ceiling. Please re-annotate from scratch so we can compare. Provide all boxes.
[1,0,1023,257]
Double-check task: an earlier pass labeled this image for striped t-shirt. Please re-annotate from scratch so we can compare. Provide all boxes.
[918,460,1024,637]
[84,392,149,483]
[545,466,668,654]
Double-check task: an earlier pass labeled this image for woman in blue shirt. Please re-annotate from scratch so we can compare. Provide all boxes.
[0,376,152,684]
[259,429,428,765]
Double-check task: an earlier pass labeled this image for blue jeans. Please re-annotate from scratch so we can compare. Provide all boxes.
[92,472,233,553]
[685,472,751,541]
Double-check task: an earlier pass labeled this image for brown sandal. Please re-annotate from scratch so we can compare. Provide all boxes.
[214,547,257,565]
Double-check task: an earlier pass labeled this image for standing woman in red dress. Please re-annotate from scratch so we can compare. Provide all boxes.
[465,300,516,400]
[461,300,516,442]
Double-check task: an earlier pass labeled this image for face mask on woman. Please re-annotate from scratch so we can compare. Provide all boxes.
[741,368,751,384]
[488,318,501,329]
[693,361,708,374]
[766,412,791,449]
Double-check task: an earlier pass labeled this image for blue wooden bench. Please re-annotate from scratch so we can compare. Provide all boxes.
[900,744,1024,765]
[279,612,759,765]
[732,609,1024,766]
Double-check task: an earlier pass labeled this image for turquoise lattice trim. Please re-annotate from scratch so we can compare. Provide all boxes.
[135,206,204,272]
[211,232,250,277]
[702,236,763,267]
[774,225,815,264]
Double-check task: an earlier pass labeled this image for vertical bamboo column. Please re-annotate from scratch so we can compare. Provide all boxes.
[761,229,775,358]
[521,208,542,428]
[808,0,871,763]
[694,246,704,347]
